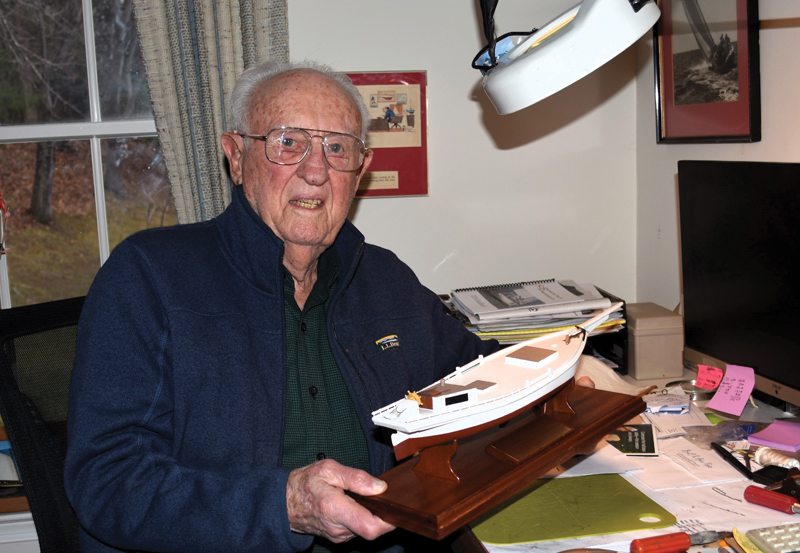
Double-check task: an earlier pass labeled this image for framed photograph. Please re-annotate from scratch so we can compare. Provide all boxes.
[654,0,760,143]
[348,72,428,198]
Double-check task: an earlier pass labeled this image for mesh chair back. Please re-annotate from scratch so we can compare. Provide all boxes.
[0,296,85,553]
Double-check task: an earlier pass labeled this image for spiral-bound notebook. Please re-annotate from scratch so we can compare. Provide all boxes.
[450,279,594,320]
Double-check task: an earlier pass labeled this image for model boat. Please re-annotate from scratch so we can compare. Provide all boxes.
[372,302,623,460]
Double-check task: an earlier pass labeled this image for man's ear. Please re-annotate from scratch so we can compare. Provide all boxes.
[352,148,374,194]
[221,133,245,184]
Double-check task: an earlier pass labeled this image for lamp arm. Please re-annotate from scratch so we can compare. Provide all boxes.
[479,0,499,66]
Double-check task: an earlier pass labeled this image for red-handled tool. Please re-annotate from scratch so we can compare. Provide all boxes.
[744,485,800,514]
[630,531,731,553]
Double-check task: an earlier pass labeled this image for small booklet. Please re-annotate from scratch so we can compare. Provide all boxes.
[605,424,659,456]
[451,279,595,320]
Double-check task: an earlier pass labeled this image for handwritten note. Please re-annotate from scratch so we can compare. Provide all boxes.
[706,364,755,416]
[696,364,724,390]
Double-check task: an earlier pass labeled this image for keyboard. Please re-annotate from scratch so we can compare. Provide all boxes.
[745,523,800,553]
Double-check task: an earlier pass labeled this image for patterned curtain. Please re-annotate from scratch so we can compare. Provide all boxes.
[131,0,289,223]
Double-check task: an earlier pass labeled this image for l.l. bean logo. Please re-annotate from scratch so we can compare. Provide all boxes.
[375,334,401,352]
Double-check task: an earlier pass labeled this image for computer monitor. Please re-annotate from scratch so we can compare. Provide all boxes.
[678,160,800,409]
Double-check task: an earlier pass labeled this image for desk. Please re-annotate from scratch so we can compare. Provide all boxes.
[474,369,797,552]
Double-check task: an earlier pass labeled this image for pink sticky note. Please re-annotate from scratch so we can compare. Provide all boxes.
[695,364,724,390]
[707,364,755,416]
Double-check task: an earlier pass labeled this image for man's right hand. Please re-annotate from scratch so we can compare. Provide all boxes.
[286,459,395,543]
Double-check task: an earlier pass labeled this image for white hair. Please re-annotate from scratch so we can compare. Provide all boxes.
[230,60,369,140]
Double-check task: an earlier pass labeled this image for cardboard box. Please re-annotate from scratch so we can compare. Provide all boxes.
[627,302,684,380]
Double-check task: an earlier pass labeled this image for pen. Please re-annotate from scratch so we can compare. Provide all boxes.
[711,442,753,480]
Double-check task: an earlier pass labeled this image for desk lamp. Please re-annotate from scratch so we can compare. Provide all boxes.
[474,0,661,114]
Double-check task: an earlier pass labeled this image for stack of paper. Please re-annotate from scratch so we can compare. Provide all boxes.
[748,420,800,452]
[443,280,624,344]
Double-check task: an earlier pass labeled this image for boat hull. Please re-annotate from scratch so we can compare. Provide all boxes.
[392,377,574,460]
[372,303,623,459]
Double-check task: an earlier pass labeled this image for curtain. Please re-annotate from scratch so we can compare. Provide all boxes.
[131,0,289,223]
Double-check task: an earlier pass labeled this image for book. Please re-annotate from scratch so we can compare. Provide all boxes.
[604,424,658,456]
[450,279,589,319]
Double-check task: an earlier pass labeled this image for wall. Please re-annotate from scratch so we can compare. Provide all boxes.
[635,2,800,309]
[289,0,642,300]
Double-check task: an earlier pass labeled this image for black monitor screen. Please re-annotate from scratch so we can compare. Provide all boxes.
[678,160,800,399]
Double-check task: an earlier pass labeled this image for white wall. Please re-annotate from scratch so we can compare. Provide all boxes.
[635,2,800,309]
[289,0,641,300]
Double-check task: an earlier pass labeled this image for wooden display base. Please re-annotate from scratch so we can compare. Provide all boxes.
[353,385,645,540]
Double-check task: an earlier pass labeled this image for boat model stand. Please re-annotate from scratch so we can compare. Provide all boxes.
[353,380,646,540]
[412,377,579,483]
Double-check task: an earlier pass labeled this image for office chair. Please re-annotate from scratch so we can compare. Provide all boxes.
[0,296,85,553]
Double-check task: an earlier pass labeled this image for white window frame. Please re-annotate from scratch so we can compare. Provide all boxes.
[0,0,157,308]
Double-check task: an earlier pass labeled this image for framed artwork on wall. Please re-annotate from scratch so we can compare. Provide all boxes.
[348,72,428,198]
[654,0,760,143]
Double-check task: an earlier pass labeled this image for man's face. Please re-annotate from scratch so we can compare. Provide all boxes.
[223,70,371,253]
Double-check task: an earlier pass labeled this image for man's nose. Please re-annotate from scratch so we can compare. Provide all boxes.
[296,137,329,185]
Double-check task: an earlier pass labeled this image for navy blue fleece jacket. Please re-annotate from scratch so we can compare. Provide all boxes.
[64,185,498,553]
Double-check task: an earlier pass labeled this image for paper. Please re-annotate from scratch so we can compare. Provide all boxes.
[626,455,705,490]
[747,420,800,452]
[542,441,644,478]
[645,392,690,414]
[706,364,756,416]
[696,364,724,390]
[0,452,18,481]
[733,527,764,553]
[658,437,744,483]
[576,355,652,396]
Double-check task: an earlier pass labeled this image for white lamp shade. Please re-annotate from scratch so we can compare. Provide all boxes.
[483,0,661,114]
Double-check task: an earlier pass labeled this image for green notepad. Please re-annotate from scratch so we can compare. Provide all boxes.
[471,473,675,545]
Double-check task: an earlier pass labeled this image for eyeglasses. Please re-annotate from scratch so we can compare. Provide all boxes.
[235,127,367,172]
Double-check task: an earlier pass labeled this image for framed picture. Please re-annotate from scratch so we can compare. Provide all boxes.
[654,0,760,143]
[377,90,396,103]
[348,72,428,198]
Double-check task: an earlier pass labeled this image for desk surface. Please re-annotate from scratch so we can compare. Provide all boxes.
[476,369,797,552]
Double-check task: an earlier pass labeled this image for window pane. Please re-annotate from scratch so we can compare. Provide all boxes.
[0,140,99,306]
[0,0,89,126]
[93,0,153,120]
[103,137,177,252]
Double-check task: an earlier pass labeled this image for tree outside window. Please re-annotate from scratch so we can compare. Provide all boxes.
[0,0,176,307]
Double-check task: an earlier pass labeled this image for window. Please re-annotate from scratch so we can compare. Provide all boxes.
[0,0,175,308]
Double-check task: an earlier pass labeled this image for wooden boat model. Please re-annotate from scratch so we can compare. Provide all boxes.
[372,303,623,460]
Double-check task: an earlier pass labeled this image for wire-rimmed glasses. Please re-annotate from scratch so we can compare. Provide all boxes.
[235,127,367,172]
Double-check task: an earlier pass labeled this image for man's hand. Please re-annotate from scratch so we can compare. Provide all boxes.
[286,459,395,543]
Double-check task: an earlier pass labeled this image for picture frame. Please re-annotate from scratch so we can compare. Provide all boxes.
[348,72,428,198]
[654,0,760,143]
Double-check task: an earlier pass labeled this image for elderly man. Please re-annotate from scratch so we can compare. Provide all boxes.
[64,60,499,553]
